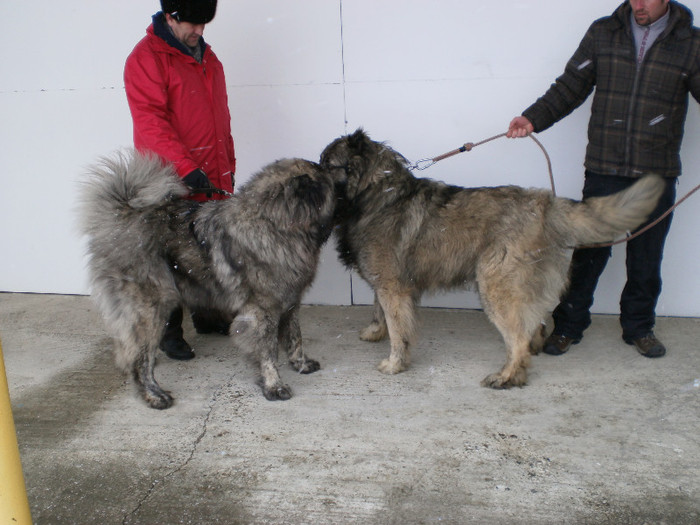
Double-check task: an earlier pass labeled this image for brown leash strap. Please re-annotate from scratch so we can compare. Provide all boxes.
[409,132,699,249]
[579,181,700,249]
[189,187,232,197]
[410,132,557,195]
[411,133,507,170]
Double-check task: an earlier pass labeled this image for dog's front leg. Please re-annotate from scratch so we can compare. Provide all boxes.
[259,352,292,401]
[232,305,292,400]
[280,305,321,374]
[375,289,416,374]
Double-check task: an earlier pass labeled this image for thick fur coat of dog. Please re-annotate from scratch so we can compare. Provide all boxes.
[320,129,664,389]
[79,151,337,408]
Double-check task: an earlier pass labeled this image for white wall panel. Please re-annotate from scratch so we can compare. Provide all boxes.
[1,0,699,317]
[229,84,345,183]
[0,89,133,293]
[209,0,342,86]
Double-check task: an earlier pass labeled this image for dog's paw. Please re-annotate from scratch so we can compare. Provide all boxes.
[290,357,321,374]
[480,370,527,389]
[377,358,406,375]
[143,388,174,410]
[480,373,510,389]
[360,323,387,342]
[263,384,293,401]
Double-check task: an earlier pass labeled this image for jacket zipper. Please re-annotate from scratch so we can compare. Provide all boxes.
[624,63,641,177]
[623,14,674,176]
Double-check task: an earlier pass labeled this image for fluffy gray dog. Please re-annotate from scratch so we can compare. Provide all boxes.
[321,129,664,389]
[79,151,338,408]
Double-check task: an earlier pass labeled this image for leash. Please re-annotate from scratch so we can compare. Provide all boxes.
[410,132,557,195]
[189,187,232,197]
[580,182,700,249]
[408,131,700,249]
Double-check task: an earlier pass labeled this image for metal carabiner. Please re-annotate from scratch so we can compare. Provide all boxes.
[409,158,436,171]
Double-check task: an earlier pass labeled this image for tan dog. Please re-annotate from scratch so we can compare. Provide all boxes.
[321,129,664,388]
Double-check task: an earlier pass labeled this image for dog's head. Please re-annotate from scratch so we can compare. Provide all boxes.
[320,128,409,201]
[239,158,337,242]
[320,129,374,196]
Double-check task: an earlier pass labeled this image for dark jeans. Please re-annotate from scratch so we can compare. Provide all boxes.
[161,305,230,343]
[162,306,185,343]
[552,172,676,341]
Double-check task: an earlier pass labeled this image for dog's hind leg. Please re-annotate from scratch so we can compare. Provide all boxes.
[132,347,174,409]
[233,304,293,400]
[360,293,388,342]
[479,326,532,389]
[107,290,176,409]
[375,288,417,375]
[477,270,536,389]
[280,305,320,374]
[529,322,547,355]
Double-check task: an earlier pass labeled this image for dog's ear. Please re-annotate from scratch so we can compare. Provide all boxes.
[346,129,373,175]
[348,128,369,150]
[286,173,319,202]
[284,174,331,225]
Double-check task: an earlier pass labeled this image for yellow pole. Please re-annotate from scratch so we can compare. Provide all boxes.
[0,339,32,524]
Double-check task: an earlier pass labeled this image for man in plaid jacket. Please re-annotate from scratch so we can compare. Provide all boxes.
[508,0,700,358]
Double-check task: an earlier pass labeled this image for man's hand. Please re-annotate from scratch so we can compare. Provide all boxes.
[183,168,213,189]
[183,168,215,198]
[506,116,534,138]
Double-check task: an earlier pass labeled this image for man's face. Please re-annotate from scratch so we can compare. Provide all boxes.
[629,0,670,26]
[166,14,205,48]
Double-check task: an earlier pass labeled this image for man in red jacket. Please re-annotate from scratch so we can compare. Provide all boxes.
[124,0,236,360]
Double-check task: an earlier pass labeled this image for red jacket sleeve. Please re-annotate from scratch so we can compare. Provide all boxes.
[124,42,199,178]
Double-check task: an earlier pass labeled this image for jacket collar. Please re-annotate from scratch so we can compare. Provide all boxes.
[150,11,208,59]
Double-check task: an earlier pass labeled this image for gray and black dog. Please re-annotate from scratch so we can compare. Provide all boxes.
[79,150,340,408]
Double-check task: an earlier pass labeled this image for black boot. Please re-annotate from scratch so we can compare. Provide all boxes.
[160,306,195,360]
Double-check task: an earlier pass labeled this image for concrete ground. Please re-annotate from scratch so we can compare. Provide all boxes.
[1,292,699,525]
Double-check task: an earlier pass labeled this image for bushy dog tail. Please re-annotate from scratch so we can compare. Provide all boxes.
[79,150,187,234]
[552,175,665,247]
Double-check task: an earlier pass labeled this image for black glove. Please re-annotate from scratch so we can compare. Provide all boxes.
[183,168,213,189]
[183,168,214,197]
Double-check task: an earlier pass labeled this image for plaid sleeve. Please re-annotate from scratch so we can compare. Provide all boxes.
[523,23,598,133]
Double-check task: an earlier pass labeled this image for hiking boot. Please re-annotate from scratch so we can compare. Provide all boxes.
[542,333,581,356]
[624,333,666,358]
[160,336,195,360]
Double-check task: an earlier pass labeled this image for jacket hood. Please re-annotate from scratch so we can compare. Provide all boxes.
[150,11,208,58]
[612,1,694,38]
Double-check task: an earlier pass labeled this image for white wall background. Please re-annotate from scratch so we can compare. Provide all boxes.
[1,0,699,316]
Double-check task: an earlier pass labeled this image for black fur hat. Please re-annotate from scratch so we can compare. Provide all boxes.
[160,0,217,24]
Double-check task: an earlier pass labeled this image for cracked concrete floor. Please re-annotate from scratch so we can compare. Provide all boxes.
[1,292,700,524]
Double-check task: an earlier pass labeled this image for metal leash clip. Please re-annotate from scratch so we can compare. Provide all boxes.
[410,158,436,171]
[409,143,474,171]
[189,187,232,197]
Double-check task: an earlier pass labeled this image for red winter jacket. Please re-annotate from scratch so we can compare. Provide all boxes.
[124,13,235,200]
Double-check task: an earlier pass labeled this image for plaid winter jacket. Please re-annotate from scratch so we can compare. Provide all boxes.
[523,1,700,178]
